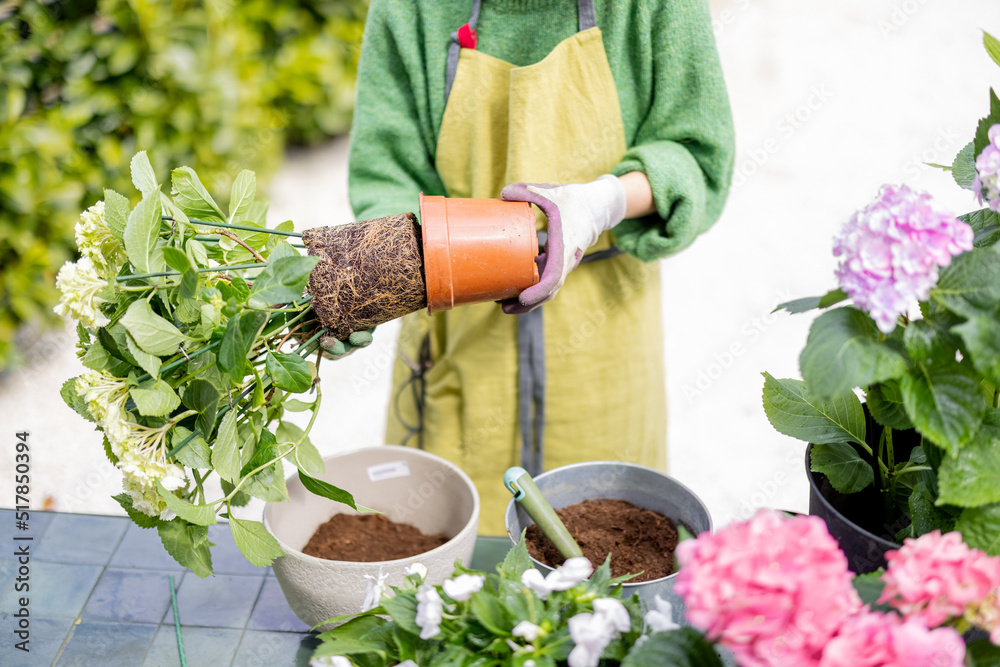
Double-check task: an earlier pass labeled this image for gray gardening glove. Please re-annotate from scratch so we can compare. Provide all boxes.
[319,328,375,359]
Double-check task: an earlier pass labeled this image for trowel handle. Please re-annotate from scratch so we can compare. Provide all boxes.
[504,467,583,560]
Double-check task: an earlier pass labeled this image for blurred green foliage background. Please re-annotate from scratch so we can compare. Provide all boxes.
[0,0,368,368]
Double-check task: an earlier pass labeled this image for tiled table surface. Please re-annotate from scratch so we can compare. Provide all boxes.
[0,510,512,667]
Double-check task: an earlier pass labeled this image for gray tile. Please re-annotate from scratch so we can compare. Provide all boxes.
[110,524,187,572]
[209,524,267,576]
[83,568,183,624]
[0,561,103,618]
[143,625,243,667]
[231,631,319,667]
[0,615,74,667]
[0,509,54,544]
[34,514,127,565]
[247,577,309,632]
[55,620,157,666]
[170,573,264,629]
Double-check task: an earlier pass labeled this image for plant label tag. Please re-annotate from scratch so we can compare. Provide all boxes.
[367,461,411,482]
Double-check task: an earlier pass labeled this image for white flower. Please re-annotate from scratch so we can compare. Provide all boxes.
[524,662,536,667]
[521,569,552,600]
[511,620,543,642]
[567,598,631,667]
[442,574,484,602]
[404,562,428,581]
[54,258,111,328]
[545,557,594,591]
[415,584,444,640]
[362,568,390,612]
[75,201,125,274]
[122,474,171,519]
[310,657,352,667]
[393,662,419,667]
[643,595,679,634]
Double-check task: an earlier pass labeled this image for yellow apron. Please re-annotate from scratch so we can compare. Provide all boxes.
[387,0,666,535]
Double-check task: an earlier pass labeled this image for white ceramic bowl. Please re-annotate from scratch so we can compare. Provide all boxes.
[264,445,480,628]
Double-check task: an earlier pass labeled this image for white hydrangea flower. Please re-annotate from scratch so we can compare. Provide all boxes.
[122,474,171,519]
[643,595,679,634]
[54,258,111,328]
[361,568,389,612]
[442,574,484,602]
[567,597,631,667]
[415,584,444,640]
[404,562,428,581]
[310,657,353,667]
[75,201,125,274]
[511,620,543,642]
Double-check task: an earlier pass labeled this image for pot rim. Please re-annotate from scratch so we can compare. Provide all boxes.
[804,444,901,550]
[263,444,481,567]
[503,460,712,587]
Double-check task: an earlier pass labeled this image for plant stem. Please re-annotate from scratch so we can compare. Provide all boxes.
[894,465,932,477]
[117,262,268,282]
[215,228,266,262]
[163,216,302,238]
[885,427,895,471]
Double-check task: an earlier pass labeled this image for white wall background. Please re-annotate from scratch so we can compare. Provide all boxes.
[1,0,996,530]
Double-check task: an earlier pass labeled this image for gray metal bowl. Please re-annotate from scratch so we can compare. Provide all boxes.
[504,461,712,625]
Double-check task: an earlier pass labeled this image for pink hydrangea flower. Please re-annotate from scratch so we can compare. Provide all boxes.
[879,530,1000,633]
[833,185,973,333]
[819,611,965,667]
[974,124,1000,211]
[674,510,861,667]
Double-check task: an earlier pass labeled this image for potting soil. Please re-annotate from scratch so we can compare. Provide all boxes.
[302,513,449,562]
[525,499,679,582]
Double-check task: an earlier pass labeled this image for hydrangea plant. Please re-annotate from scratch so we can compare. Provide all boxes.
[58,151,360,576]
[763,35,1000,555]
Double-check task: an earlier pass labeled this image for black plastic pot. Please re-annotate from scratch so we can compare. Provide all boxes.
[806,444,902,574]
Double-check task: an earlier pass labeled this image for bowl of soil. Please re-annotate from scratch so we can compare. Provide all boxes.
[264,445,479,628]
[504,461,711,626]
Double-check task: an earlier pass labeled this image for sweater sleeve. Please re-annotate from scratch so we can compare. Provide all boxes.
[610,0,735,262]
[347,0,448,222]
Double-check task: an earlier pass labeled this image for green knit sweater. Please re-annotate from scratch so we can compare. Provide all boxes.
[348,0,735,261]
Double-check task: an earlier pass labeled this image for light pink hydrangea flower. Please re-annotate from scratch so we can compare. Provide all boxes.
[974,124,1000,211]
[674,510,861,667]
[818,611,965,667]
[833,185,973,333]
[879,530,1000,636]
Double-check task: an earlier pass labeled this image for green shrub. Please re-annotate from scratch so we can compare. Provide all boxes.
[0,0,367,368]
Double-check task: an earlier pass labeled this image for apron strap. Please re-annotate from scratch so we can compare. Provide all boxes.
[517,307,546,477]
[445,0,597,102]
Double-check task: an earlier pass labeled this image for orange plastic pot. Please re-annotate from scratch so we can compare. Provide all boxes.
[419,193,540,313]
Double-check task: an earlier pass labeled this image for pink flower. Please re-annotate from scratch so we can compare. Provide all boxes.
[833,185,973,333]
[879,530,1000,635]
[974,124,1000,211]
[819,611,964,667]
[674,510,861,667]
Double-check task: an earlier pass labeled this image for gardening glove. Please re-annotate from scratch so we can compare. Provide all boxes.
[319,328,375,359]
[500,174,627,314]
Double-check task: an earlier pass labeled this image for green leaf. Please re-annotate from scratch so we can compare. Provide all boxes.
[381,592,421,637]
[219,311,267,381]
[156,482,217,526]
[229,517,283,567]
[157,519,214,577]
[247,256,319,308]
[900,365,986,456]
[956,502,1000,555]
[104,189,130,242]
[313,616,390,658]
[799,307,907,399]
[987,31,1000,69]
[775,289,848,314]
[266,220,295,252]
[130,378,180,417]
[762,373,867,446]
[162,247,192,273]
[810,442,874,494]
[851,572,888,610]
[130,150,158,196]
[866,381,913,430]
[212,410,241,483]
[968,639,1000,667]
[933,244,1000,309]
[123,193,162,273]
[282,398,315,412]
[171,426,212,469]
[112,493,161,529]
[228,170,256,224]
[125,333,161,378]
[469,591,510,635]
[160,191,190,226]
[180,269,199,300]
[951,141,976,190]
[60,376,96,423]
[277,421,324,475]
[81,340,112,372]
[498,534,533,581]
[121,299,186,357]
[908,481,955,536]
[953,315,1000,386]
[961,208,1000,248]
[266,351,313,393]
[298,471,362,511]
[171,166,225,221]
[182,379,221,441]
[975,89,1000,158]
[268,240,299,262]
[937,409,1000,507]
[622,628,723,667]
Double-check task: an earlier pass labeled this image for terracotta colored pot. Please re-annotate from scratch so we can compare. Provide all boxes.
[264,445,480,629]
[419,193,540,313]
